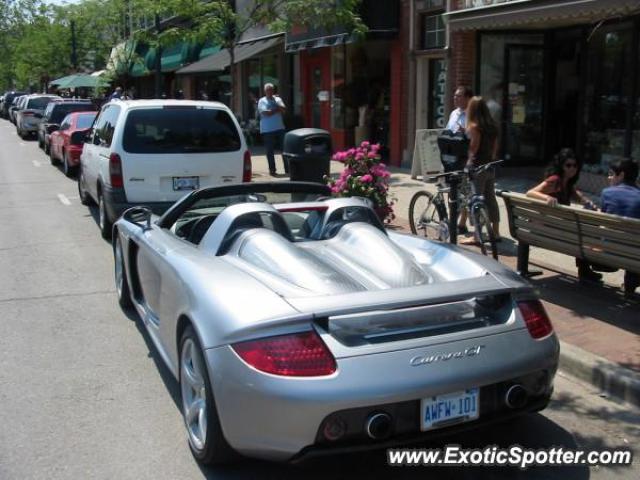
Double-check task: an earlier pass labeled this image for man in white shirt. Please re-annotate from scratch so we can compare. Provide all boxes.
[445,86,473,133]
[258,83,287,176]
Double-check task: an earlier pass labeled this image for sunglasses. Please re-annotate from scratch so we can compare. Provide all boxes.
[564,162,578,168]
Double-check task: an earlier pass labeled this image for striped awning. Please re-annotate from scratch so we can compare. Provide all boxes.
[444,0,640,31]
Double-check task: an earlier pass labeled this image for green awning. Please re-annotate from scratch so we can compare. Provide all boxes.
[198,42,221,60]
[130,43,151,77]
[161,42,192,72]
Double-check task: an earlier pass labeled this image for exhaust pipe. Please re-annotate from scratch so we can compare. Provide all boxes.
[505,384,527,409]
[365,412,392,440]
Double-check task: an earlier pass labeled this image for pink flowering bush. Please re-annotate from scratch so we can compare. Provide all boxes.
[326,141,394,222]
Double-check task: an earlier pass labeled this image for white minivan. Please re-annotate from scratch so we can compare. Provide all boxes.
[77,100,251,238]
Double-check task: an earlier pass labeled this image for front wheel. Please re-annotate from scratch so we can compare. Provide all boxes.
[113,235,132,309]
[409,191,449,242]
[63,151,76,177]
[471,204,498,259]
[180,326,236,465]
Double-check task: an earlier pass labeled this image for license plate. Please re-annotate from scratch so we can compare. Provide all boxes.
[173,176,199,191]
[420,388,479,431]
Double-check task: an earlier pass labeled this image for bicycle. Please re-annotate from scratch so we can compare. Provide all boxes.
[409,160,503,259]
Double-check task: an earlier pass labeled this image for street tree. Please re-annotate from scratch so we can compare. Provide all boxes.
[133,0,366,112]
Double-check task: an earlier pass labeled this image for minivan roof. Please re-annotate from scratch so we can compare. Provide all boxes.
[106,99,229,110]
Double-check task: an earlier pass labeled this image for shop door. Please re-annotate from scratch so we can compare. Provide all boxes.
[305,57,330,129]
[503,45,545,164]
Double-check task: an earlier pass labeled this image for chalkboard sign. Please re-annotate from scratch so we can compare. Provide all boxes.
[411,129,443,179]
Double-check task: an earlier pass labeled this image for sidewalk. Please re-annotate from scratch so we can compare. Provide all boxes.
[249,149,640,407]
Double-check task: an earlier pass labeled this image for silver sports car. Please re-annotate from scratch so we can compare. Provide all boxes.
[112,182,559,464]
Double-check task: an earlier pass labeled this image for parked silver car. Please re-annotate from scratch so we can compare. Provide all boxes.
[112,182,559,464]
[15,94,60,138]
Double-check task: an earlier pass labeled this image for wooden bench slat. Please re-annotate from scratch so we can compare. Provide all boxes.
[517,231,582,257]
[514,220,580,244]
[580,223,640,244]
[583,250,640,274]
[512,211,581,233]
[582,240,640,260]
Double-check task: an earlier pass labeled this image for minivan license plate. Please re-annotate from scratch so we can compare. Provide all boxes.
[420,388,479,431]
[173,176,199,191]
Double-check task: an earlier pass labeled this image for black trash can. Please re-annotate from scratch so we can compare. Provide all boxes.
[437,130,469,172]
[283,128,332,183]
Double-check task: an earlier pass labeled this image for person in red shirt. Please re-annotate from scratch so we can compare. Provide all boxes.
[527,148,599,282]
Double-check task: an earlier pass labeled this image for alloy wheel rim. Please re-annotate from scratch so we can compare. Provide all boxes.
[99,196,105,230]
[114,240,123,298]
[180,338,208,451]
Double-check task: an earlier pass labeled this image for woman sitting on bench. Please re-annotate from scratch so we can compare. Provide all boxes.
[526,148,600,282]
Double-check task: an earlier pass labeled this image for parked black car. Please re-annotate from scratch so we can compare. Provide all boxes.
[0,91,27,119]
[38,99,97,152]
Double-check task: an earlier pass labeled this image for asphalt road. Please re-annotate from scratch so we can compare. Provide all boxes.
[0,121,637,480]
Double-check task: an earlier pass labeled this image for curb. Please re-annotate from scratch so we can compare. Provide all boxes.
[559,341,640,408]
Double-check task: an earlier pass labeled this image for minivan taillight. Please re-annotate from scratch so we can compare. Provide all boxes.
[518,300,553,339]
[109,153,123,188]
[231,330,336,377]
[243,150,252,182]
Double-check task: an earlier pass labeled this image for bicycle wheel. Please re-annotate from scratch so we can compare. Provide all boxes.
[409,191,449,242]
[471,204,498,259]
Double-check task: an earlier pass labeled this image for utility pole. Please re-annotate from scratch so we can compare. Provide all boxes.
[70,20,78,70]
[154,14,162,98]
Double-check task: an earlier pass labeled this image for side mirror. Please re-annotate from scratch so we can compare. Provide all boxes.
[70,129,89,146]
[122,206,152,230]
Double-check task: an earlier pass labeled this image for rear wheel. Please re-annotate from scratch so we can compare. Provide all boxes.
[38,134,44,149]
[180,326,235,465]
[44,139,50,155]
[98,190,112,240]
[77,165,94,206]
[472,204,498,259]
[113,235,132,309]
[409,191,449,242]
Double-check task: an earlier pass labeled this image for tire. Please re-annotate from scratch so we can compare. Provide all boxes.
[113,234,133,309]
[49,143,60,165]
[472,204,498,259]
[44,140,50,155]
[77,165,94,206]
[409,191,449,242]
[180,326,236,465]
[98,190,113,240]
[38,134,44,149]
[62,151,76,177]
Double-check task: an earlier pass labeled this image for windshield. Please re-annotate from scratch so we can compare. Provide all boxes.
[122,106,241,154]
[76,113,97,129]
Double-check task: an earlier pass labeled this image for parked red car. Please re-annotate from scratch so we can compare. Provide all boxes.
[49,111,97,177]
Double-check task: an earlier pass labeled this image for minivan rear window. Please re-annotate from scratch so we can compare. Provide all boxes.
[123,107,242,154]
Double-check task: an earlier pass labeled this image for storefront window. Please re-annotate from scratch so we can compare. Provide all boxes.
[332,47,346,129]
[195,74,231,105]
[583,24,633,168]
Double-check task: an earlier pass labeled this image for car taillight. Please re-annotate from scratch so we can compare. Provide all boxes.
[22,111,34,116]
[109,153,123,188]
[518,300,553,339]
[243,150,252,182]
[232,330,336,377]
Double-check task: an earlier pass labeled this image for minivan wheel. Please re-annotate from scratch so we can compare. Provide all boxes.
[98,191,113,240]
[63,151,76,177]
[180,326,236,465]
[49,144,59,165]
[77,167,94,206]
